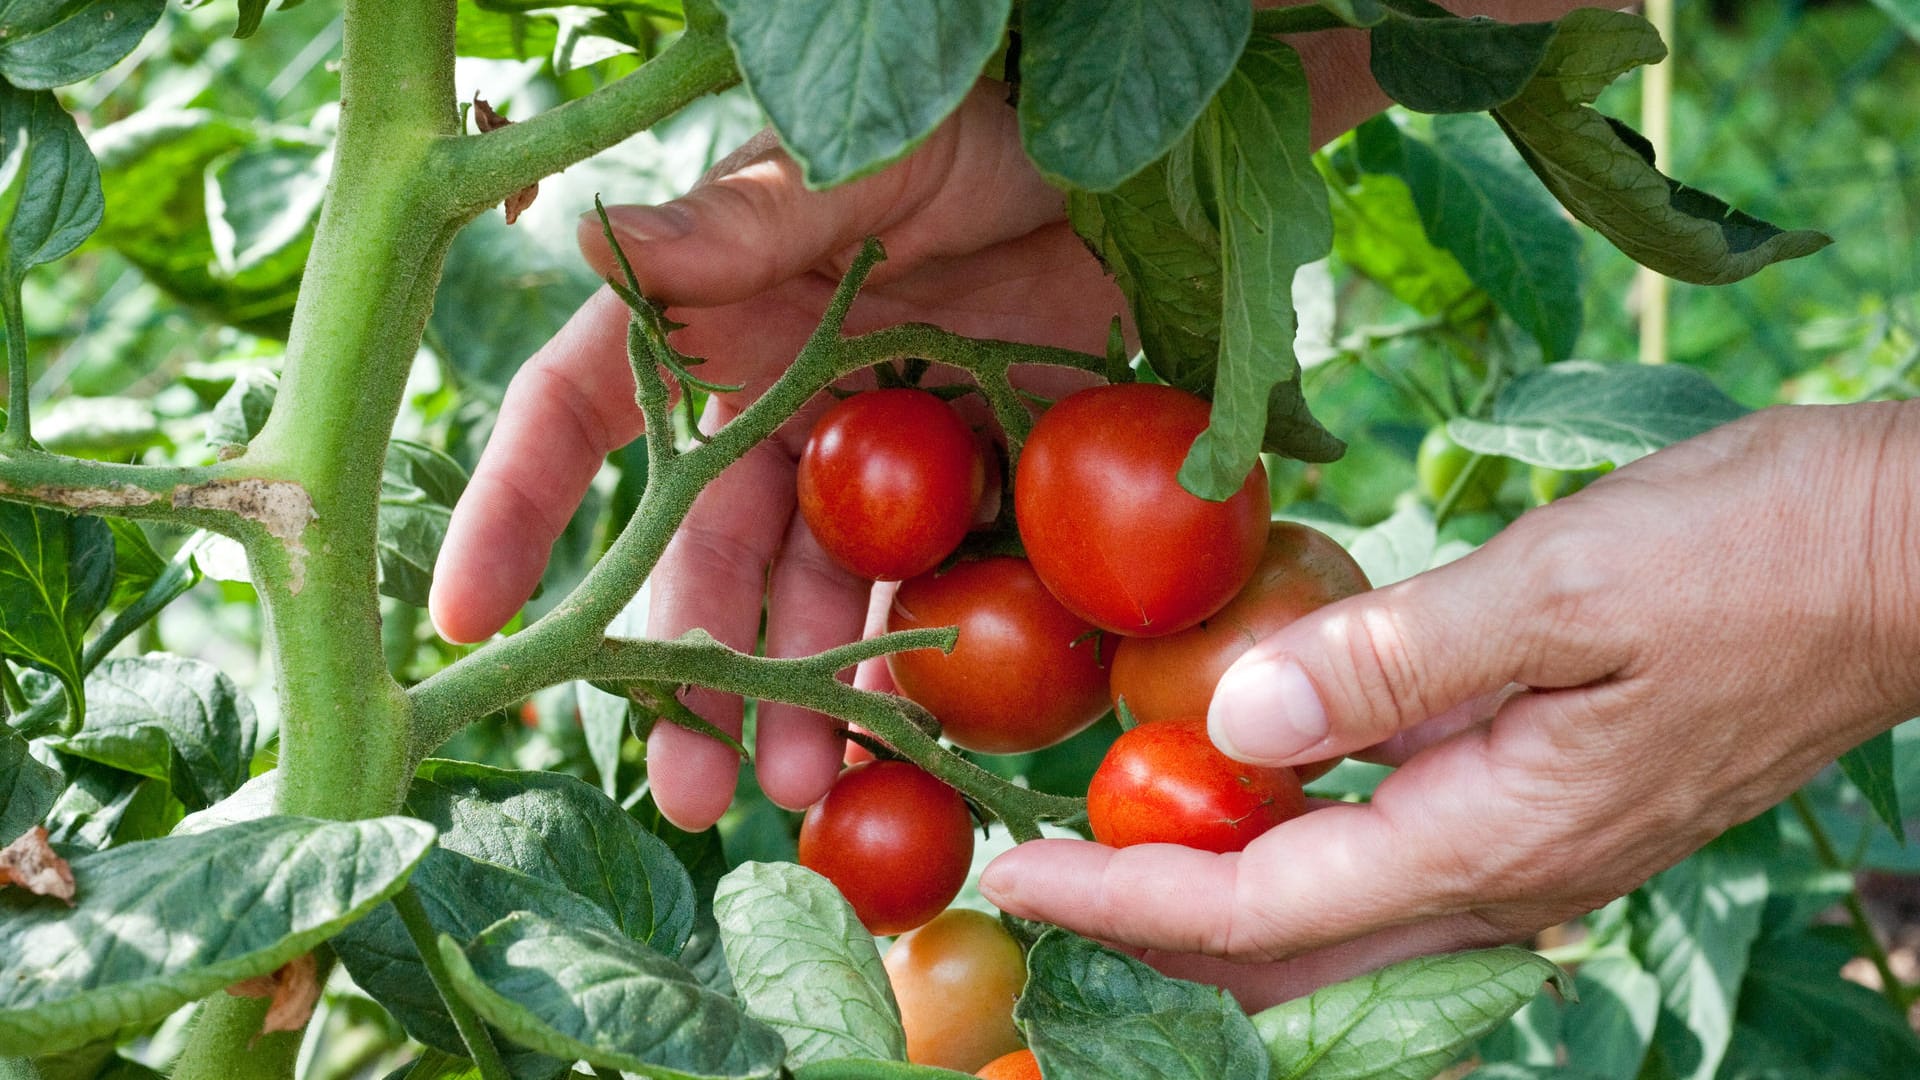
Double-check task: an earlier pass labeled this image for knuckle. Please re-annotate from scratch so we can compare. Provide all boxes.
[1319,602,1437,738]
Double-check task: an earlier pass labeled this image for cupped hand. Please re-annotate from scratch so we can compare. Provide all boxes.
[982,402,1920,1008]
[429,82,1123,829]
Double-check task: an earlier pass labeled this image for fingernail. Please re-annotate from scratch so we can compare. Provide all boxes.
[978,860,1015,904]
[592,202,693,242]
[1209,659,1329,765]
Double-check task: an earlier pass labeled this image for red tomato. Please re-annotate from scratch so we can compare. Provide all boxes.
[797,389,986,581]
[1087,717,1306,853]
[1109,522,1369,724]
[977,1049,1042,1079]
[1013,383,1269,637]
[887,557,1111,754]
[885,909,1027,1071]
[797,760,974,935]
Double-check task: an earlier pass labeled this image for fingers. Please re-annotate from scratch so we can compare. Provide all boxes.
[1206,518,1630,768]
[430,288,642,643]
[754,517,871,811]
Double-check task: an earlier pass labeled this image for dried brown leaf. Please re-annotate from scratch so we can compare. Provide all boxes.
[226,952,321,1035]
[0,826,75,904]
[473,95,540,225]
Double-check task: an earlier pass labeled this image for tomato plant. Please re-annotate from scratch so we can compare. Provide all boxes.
[1414,425,1508,512]
[886,556,1111,754]
[797,388,986,581]
[1109,521,1369,726]
[1014,383,1270,637]
[1087,717,1307,853]
[797,760,976,935]
[884,907,1028,1072]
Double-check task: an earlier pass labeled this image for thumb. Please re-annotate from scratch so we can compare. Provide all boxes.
[576,83,1063,307]
[1205,535,1625,766]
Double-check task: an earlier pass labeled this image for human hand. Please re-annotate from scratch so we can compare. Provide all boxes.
[981,402,1920,1009]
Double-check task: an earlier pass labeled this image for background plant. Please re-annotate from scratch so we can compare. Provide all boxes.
[0,1,1915,1079]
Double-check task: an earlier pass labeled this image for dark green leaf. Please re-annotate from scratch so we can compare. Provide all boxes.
[455,0,561,61]
[1468,1067,1609,1080]
[714,0,1008,188]
[235,0,268,37]
[1628,827,1771,1080]
[0,84,104,277]
[1560,953,1658,1078]
[1719,928,1920,1078]
[1353,113,1583,362]
[206,366,278,452]
[1018,930,1267,1080]
[379,440,470,608]
[103,519,164,612]
[1253,947,1568,1079]
[408,760,696,954]
[712,861,904,1067]
[1178,38,1336,499]
[1328,170,1484,319]
[1370,10,1557,113]
[0,725,59,840]
[439,912,787,1079]
[0,815,436,1056]
[1837,730,1904,844]
[1869,0,1920,44]
[574,680,627,799]
[44,655,257,811]
[39,755,162,851]
[0,0,166,89]
[0,505,114,728]
[1446,362,1748,471]
[1021,0,1250,191]
[83,533,205,674]
[1491,9,1830,286]
[205,135,328,289]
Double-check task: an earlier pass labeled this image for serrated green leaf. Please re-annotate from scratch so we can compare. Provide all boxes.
[440,912,786,1079]
[0,724,59,840]
[1491,9,1829,286]
[43,655,256,811]
[0,504,113,730]
[714,0,1008,188]
[1354,113,1582,362]
[1628,828,1770,1080]
[1021,0,1249,191]
[0,1,165,89]
[1369,9,1557,113]
[712,861,904,1067]
[1837,730,1904,844]
[1253,947,1568,1079]
[0,815,437,1056]
[1178,38,1336,499]
[378,440,469,608]
[206,366,277,451]
[1018,930,1268,1080]
[0,84,103,278]
[1446,362,1748,471]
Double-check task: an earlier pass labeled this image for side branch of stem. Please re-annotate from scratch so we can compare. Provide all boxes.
[0,451,262,534]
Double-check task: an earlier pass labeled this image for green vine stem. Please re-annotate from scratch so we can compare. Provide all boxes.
[2,279,29,451]
[394,888,512,1080]
[0,451,245,531]
[1788,791,1911,1010]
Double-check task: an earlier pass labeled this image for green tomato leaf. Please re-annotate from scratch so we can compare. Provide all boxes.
[1021,0,1250,191]
[0,504,114,731]
[1018,930,1268,1080]
[712,861,904,1067]
[1446,362,1748,471]
[0,724,60,840]
[0,815,436,1057]
[38,755,162,851]
[1368,8,1557,113]
[206,366,278,452]
[713,0,1009,188]
[1328,169,1483,319]
[1178,38,1337,500]
[455,0,560,60]
[1868,0,1920,44]
[42,655,257,811]
[1252,947,1569,1079]
[791,1063,974,1079]
[378,440,470,608]
[0,0,165,89]
[32,397,166,460]
[1345,501,1439,588]
[83,531,205,674]
[1491,9,1830,286]
[205,135,329,289]
[439,912,787,1079]
[1560,953,1660,1079]
[1353,113,1583,362]
[0,84,103,278]
[1838,730,1905,844]
[409,760,696,953]
[1719,928,1920,1077]
[575,680,628,800]
[1627,826,1771,1080]
[102,518,164,612]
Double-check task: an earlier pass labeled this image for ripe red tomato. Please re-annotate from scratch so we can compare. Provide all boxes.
[797,389,986,581]
[797,760,974,935]
[977,1048,1042,1079]
[1109,522,1369,725]
[884,908,1027,1071]
[1013,383,1269,637]
[886,557,1111,754]
[1087,717,1306,853]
